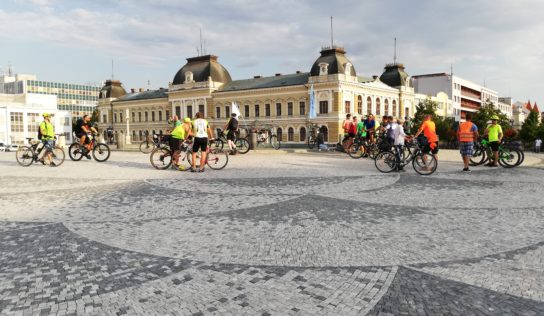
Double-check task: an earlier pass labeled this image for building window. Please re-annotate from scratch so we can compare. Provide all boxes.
[137,112,141,122]
[158,111,163,121]
[287,102,293,116]
[405,107,410,117]
[175,106,181,119]
[357,96,363,114]
[384,99,389,116]
[392,100,397,117]
[367,97,372,114]
[265,104,270,117]
[138,130,143,141]
[320,125,329,142]
[225,106,230,117]
[64,117,70,126]
[144,112,148,122]
[103,114,107,123]
[288,127,294,141]
[345,101,350,114]
[255,105,260,117]
[375,98,381,116]
[27,113,39,133]
[114,113,117,123]
[151,111,155,122]
[187,105,193,118]
[277,127,283,141]
[216,107,221,119]
[244,105,250,118]
[319,101,328,114]
[299,101,305,116]
[276,103,282,116]
[165,110,170,119]
[198,104,205,115]
[300,126,306,142]
[120,112,124,122]
[132,130,136,141]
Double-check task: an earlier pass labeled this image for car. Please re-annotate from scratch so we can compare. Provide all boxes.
[6,144,19,152]
[0,142,6,152]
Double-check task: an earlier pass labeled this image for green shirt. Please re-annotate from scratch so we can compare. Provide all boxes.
[356,121,366,135]
[39,121,55,139]
[171,124,186,140]
[487,124,503,142]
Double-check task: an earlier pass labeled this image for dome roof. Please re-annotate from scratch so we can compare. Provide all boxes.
[310,47,356,76]
[379,63,410,88]
[99,80,126,99]
[172,55,232,85]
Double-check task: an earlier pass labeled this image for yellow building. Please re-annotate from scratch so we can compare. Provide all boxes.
[97,47,414,144]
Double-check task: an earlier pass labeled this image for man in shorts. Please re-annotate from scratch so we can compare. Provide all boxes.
[415,114,439,161]
[191,112,213,172]
[74,114,97,159]
[457,113,479,172]
[485,115,503,167]
[39,113,56,166]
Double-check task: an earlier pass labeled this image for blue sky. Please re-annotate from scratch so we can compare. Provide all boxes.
[1,0,543,104]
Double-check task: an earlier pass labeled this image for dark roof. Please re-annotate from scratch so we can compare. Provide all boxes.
[310,47,356,76]
[379,63,410,87]
[113,88,168,102]
[172,55,232,85]
[218,72,310,92]
[99,80,126,99]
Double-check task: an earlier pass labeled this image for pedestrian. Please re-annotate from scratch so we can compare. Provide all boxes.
[392,118,406,171]
[484,115,503,167]
[39,113,56,166]
[191,112,213,172]
[457,113,479,172]
[535,138,542,153]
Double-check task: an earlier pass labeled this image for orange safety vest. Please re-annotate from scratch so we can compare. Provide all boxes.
[459,121,475,142]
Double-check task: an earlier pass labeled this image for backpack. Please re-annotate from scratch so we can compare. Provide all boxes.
[230,118,239,130]
[37,123,43,140]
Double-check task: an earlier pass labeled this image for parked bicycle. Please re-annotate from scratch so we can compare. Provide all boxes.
[252,127,281,150]
[374,135,438,175]
[306,124,319,149]
[139,134,169,154]
[16,137,65,167]
[469,138,523,168]
[150,140,228,170]
[68,133,111,162]
[213,128,250,154]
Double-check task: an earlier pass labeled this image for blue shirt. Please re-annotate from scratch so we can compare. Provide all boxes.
[363,119,375,129]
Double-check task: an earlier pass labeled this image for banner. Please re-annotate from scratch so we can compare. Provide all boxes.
[308,84,317,119]
[231,102,241,118]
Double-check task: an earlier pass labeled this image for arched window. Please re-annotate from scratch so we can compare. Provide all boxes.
[367,97,372,114]
[138,130,143,141]
[300,127,306,142]
[288,127,294,141]
[132,130,136,141]
[320,126,329,142]
[384,99,389,116]
[277,127,283,141]
[392,100,397,117]
[376,98,381,116]
[152,130,156,136]
[357,96,363,114]
[405,107,410,118]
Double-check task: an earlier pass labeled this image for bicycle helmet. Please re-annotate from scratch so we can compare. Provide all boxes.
[184,117,191,123]
[490,115,499,120]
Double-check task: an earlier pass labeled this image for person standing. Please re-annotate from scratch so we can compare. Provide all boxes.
[457,113,479,172]
[535,138,542,153]
[39,113,56,166]
[392,118,405,171]
[484,115,503,167]
[224,113,239,155]
[191,112,213,172]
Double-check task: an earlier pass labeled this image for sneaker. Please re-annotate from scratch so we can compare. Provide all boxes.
[463,167,470,172]
[49,161,57,167]
[85,154,91,160]
[178,165,186,171]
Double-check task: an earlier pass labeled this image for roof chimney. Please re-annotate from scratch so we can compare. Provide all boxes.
[372,75,378,80]
[275,73,282,76]
[254,75,262,79]
[296,70,301,74]
[139,88,144,92]
[131,88,135,93]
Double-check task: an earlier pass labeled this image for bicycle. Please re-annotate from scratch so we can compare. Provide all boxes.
[16,137,65,167]
[139,134,169,154]
[469,138,523,168]
[306,124,319,149]
[149,140,192,170]
[68,133,111,162]
[252,127,280,150]
[213,129,250,154]
[374,136,438,175]
[188,140,229,170]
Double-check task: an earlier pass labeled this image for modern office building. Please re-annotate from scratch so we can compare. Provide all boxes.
[0,93,72,145]
[0,74,100,119]
[98,47,414,144]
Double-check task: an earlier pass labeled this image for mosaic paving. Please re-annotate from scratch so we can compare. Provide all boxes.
[0,151,543,315]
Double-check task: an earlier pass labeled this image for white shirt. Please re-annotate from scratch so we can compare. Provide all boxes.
[536,139,542,147]
[393,123,406,146]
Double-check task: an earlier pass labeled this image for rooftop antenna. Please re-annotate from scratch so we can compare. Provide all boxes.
[450,64,453,76]
[111,59,114,80]
[8,61,13,76]
[147,80,150,90]
[394,37,397,64]
[330,16,334,47]
[199,28,203,56]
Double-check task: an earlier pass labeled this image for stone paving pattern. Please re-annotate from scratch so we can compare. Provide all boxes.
[0,151,543,315]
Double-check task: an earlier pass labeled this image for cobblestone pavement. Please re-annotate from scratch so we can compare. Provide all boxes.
[0,150,543,315]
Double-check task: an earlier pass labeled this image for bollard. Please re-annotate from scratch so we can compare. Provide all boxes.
[249,131,257,150]
[57,135,66,149]
[117,132,126,150]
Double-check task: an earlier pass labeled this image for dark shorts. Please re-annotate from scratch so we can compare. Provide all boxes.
[226,130,236,141]
[169,138,181,152]
[193,137,208,152]
[423,142,439,155]
[43,140,55,153]
[76,133,90,144]
[489,141,499,152]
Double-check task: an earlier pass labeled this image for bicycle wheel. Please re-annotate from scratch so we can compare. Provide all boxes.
[367,144,380,159]
[92,143,111,162]
[413,153,438,175]
[516,149,525,166]
[206,148,229,170]
[139,141,155,154]
[469,146,486,166]
[347,143,365,159]
[235,138,250,154]
[498,148,521,168]
[270,135,280,150]
[68,143,84,161]
[307,136,316,149]
[15,146,34,167]
[50,147,65,166]
[374,151,397,173]
[150,147,172,170]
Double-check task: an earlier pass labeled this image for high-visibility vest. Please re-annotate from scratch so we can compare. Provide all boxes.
[459,122,474,142]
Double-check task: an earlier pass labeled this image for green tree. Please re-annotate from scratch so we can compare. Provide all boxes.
[412,98,455,142]
[412,98,438,128]
[473,100,511,132]
[520,110,540,142]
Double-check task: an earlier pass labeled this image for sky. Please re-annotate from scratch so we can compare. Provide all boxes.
[1,0,543,104]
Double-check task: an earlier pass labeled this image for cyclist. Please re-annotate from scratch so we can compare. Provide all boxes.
[415,114,439,161]
[191,112,213,172]
[457,113,479,172]
[39,113,56,166]
[223,113,239,155]
[484,115,503,167]
[363,114,376,143]
[343,116,357,151]
[170,117,192,169]
[393,117,406,171]
[74,114,97,159]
